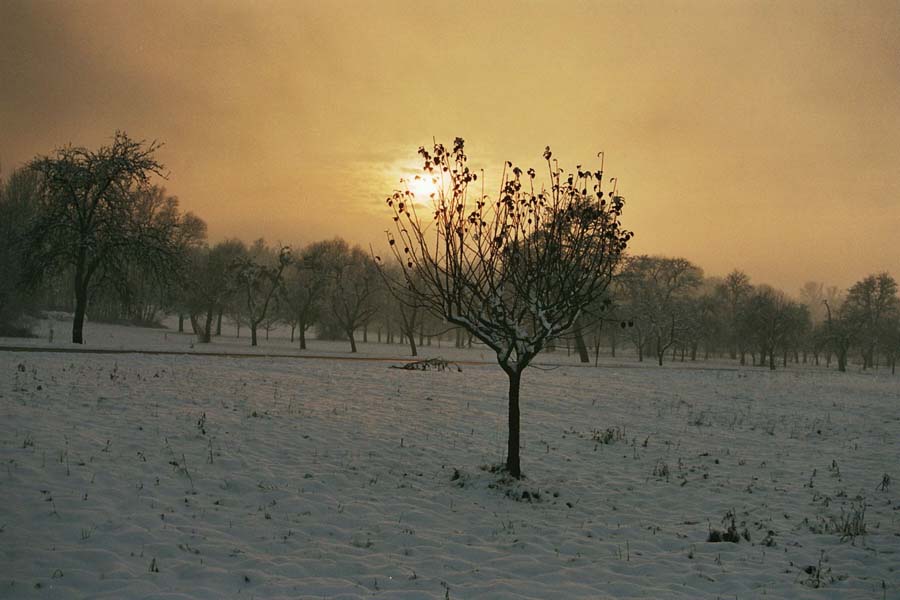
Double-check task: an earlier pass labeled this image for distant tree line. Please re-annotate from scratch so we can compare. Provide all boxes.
[572,256,900,374]
[2,133,899,372]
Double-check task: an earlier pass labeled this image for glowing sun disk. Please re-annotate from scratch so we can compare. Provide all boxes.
[407,175,439,199]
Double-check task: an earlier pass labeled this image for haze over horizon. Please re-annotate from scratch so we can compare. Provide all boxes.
[2,0,898,294]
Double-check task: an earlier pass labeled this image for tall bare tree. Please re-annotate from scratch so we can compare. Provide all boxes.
[842,273,900,369]
[383,139,630,477]
[27,132,177,343]
[716,270,753,361]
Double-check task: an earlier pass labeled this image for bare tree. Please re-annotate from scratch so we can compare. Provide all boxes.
[230,239,291,347]
[26,132,177,343]
[0,168,42,335]
[183,239,246,343]
[90,186,206,325]
[279,242,331,350]
[617,256,703,366]
[319,239,379,353]
[383,139,630,477]
[378,263,425,356]
[716,270,753,361]
[741,285,807,370]
[823,295,853,372]
[842,273,899,370]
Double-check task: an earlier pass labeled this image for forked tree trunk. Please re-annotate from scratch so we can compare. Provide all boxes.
[347,329,357,353]
[505,368,522,478]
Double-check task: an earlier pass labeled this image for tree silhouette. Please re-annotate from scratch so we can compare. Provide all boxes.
[383,139,631,477]
[27,132,184,343]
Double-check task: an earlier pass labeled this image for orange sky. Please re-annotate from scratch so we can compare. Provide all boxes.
[2,0,898,293]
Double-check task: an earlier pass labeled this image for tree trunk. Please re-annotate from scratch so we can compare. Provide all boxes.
[347,329,357,353]
[299,318,307,350]
[250,323,258,347]
[72,269,88,344]
[189,314,201,337]
[505,368,522,478]
[215,309,223,336]
[573,324,590,363]
[178,313,184,333]
[290,324,295,343]
[407,326,418,356]
[199,308,213,343]
[769,349,776,370]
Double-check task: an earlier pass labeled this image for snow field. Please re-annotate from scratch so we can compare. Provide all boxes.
[1,349,898,599]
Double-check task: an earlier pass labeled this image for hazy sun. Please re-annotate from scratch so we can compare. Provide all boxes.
[406,174,440,199]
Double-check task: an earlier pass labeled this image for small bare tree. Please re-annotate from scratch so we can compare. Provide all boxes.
[279,242,330,350]
[323,241,380,353]
[383,139,631,478]
[230,240,291,347]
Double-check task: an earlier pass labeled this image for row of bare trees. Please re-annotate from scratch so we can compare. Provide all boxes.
[178,238,381,350]
[567,256,900,373]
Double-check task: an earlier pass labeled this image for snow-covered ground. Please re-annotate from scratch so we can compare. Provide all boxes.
[1,322,898,598]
